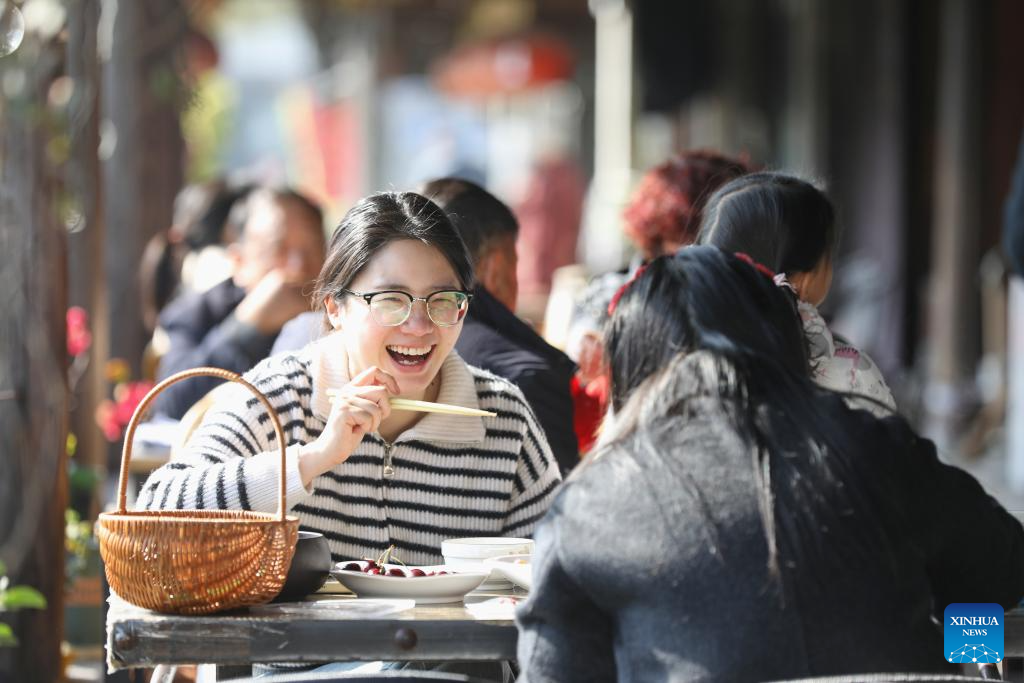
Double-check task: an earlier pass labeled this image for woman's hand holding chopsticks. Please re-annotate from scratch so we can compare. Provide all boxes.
[297,366,399,486]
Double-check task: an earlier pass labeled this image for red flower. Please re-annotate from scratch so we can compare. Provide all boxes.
[66,307,92,357]
[113,381,154,431]
[95,381,154,442]
[95,401,121,442]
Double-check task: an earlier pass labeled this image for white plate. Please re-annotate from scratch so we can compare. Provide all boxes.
[484,554,532,591]
[330,562,488,604]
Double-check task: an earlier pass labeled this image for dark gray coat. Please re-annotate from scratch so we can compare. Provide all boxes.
[517,376,1024,682]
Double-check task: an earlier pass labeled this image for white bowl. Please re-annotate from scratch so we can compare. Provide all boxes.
[441,537,534,590]
[331,562,488,604]
[484,554,532,591]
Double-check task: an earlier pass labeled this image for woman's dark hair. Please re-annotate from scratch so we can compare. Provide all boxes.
[601,246,897,580]
[697,172,837,275]
[138,181,253,332]
[605,246,808,413]
[314,192,475,312]
[182,182,255,249]
[420,177,518,263]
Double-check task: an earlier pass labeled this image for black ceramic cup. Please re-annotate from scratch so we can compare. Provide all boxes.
[274,530,331,602]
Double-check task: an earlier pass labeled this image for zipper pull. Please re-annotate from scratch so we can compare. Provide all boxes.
[382,442,395,479]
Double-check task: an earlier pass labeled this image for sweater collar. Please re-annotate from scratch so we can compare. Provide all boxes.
[309,332,486,444]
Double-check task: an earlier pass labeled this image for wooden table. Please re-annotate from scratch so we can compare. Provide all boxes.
[106,592,1024,673]
[106,584,524,671]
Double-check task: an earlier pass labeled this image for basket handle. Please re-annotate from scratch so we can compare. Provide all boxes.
[116,367,289,522]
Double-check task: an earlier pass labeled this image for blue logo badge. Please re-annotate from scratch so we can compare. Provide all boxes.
[944,603,1004,664]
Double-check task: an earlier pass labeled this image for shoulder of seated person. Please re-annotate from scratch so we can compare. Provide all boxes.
[514,364,575,398]
[159,278,240,323]
[468,364,530,398]
[551,449,639,514]
[239,347,313,384]
[461,323,572,372]
[817,392,914,452]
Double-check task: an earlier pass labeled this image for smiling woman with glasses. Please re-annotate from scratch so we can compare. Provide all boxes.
[138,191,562,574]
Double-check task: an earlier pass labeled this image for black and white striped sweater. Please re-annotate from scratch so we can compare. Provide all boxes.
[138,335,563,565]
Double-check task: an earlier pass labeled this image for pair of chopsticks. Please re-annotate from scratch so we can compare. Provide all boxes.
[325,389,496,418]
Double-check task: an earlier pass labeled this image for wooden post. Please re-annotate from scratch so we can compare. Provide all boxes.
[924,0,983,448]
[0,27,70,683]
[67,0,109,517]
[100,0,187,379]
[583,0,634,274]
[779,0,827,177]
[819,0,908,378]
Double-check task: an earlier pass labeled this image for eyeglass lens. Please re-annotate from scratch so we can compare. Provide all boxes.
[369,292,467,326]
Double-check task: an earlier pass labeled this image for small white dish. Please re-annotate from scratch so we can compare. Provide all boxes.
[484,554,532,591]
[330,562,488,604]
[442,537,534,590]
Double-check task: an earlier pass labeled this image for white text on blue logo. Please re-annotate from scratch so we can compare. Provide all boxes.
[949,616,1000,636]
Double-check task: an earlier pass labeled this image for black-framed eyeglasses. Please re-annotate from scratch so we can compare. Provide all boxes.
[340,289,473,327]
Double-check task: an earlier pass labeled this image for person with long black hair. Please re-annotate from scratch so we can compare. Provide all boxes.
[698,172,896,414]
[516,246,1024,682]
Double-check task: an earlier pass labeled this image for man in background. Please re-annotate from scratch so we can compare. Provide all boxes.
[422,178,580,475]
[154,186,326,418]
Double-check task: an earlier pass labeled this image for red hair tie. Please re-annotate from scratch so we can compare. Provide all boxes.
[733,252,776,279]
[607,264,649,316]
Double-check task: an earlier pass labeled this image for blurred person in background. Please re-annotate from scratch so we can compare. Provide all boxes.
[517,247,1024,682]
[153,187,326,418]
[177,183,257,294]
[562,273,619,455]
[138,179,252,333]
[423,177,580,475]
[514,155,586,324]
[562,150,750,454]
[698,172,896,414]
[622,149,751,264]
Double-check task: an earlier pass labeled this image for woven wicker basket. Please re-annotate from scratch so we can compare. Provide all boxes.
[97,367,300,615]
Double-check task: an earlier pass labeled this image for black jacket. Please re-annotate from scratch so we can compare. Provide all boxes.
[517,355,1024,682]
[456,286,579,475]
[154,279,277,418]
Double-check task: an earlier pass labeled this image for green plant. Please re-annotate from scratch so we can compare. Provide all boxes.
[0,560,47,647]
[64,509,97,588]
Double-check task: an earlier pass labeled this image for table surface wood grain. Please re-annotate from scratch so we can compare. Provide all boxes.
[106,583,525,669]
